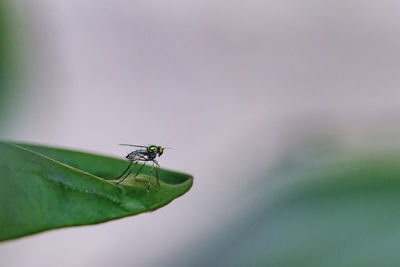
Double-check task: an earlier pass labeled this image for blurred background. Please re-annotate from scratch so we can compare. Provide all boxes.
[1,0,400,266]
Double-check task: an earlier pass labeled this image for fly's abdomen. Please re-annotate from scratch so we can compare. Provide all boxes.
[126,152,139,160]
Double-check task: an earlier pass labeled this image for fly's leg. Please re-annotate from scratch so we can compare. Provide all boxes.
[115,161,133,179]
[148,162,155,192]
[154,160,160,187]
[133,161,146,177]
[116,161,138,184]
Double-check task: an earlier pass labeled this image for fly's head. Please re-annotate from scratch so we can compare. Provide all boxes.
[157,146,164,157]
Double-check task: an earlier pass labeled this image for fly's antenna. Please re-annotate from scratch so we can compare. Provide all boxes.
[162,140,181,151]
[164,146,180,151]
[164,139,174,148]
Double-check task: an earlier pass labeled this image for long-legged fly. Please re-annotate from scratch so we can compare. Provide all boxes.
[114,144,164,192]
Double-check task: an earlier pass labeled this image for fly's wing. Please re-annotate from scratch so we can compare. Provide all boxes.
[126,150,151,161]
[119,144,148,148]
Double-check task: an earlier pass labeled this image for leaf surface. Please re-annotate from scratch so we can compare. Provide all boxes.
[0,141,193,241]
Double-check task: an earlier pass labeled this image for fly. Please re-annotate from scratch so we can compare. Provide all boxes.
[114,144,164,192]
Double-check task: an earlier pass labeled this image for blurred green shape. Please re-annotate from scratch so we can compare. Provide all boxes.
[0,141,193,242]
[0,1,22,130]
[188,150,400,267]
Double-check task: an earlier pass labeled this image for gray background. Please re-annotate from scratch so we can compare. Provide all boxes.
[1,1,400,266]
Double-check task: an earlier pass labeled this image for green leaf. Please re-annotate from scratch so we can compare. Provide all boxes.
[0,141,193,242]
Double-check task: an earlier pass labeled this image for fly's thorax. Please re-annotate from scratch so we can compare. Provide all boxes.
[147,145,158,152]
[147,145,164,157]
[147,153,157,160]
[147,145,163,158]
